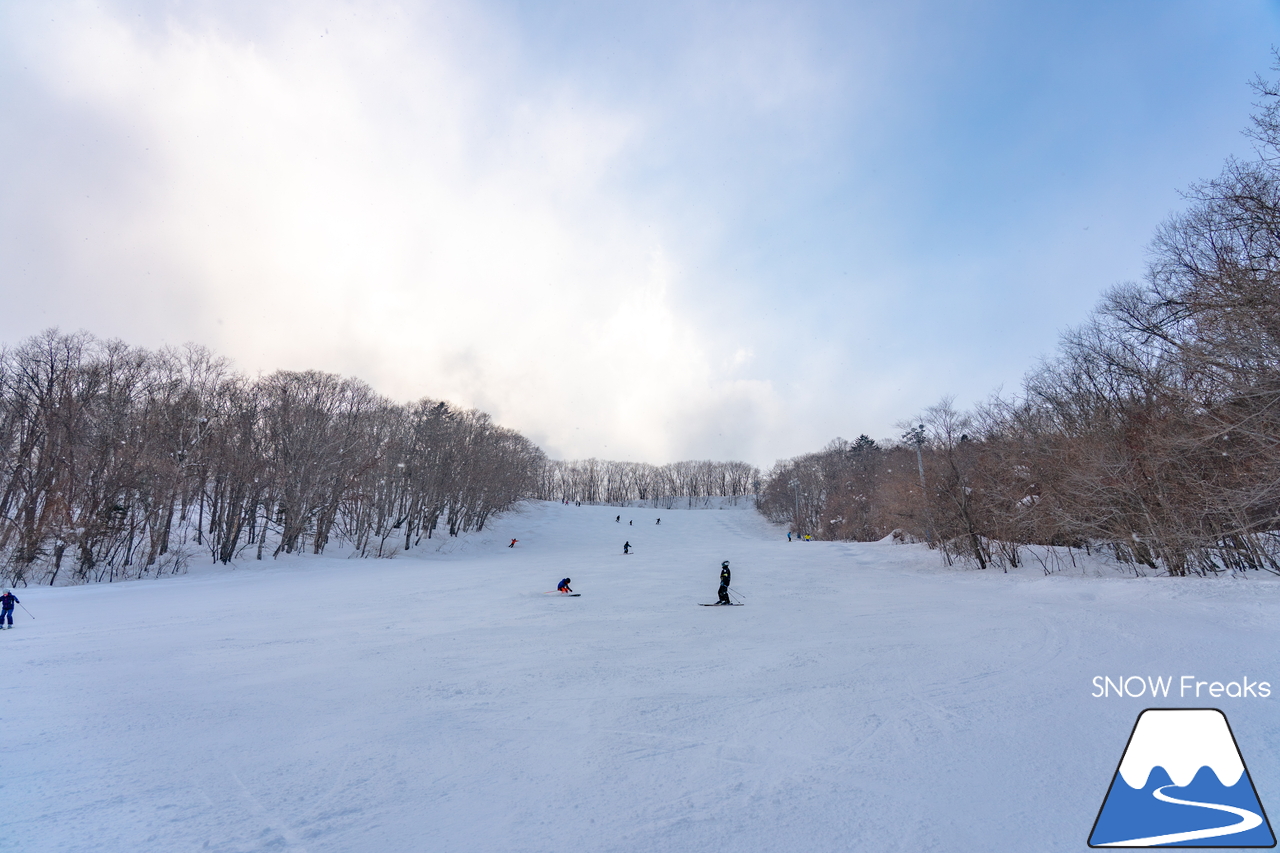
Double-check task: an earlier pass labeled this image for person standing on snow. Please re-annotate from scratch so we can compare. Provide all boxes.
[557,578,573,594]
[717,562,732,605]
[616,515,620,523]
[509,539,518,548]
[623,541,631,554]
[0,590,18,628]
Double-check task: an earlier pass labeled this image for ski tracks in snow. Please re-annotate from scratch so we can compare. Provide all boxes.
[219,764,312,853]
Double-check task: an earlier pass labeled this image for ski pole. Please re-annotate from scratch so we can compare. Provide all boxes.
[727,586,746,601]
[18,602,34,619]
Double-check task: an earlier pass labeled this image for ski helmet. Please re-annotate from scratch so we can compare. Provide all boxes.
[721,561,729,568]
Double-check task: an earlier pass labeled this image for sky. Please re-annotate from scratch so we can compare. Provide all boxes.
[1,0,1278,467]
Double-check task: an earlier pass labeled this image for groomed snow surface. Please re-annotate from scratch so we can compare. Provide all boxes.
[7,500,1280,852]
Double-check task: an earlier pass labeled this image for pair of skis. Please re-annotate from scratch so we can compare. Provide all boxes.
[701,585,745,606]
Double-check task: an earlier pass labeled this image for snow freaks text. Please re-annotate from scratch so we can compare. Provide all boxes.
[1092,676,1272,699]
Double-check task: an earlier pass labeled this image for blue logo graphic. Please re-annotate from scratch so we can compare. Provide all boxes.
[1089,708,1275,847]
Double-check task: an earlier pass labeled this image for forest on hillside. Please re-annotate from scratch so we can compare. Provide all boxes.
[760,70,1280,577]
[0,331,547,586]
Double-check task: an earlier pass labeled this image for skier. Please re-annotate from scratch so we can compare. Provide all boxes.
[0,589,17,628]
[656,518,661,525]
[623,541,631,554]
[616,515,620,523]
[717,561,731,605]
[509,539,518,548]
[557,578,573,594]
[787,531,792,542]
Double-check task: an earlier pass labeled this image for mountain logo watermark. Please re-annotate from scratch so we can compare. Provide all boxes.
[1089,708,1275,847]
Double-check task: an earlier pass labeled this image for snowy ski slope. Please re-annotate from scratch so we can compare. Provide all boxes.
[6,500,1280,852]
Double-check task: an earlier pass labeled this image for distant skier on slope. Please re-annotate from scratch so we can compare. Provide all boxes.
[616,515,620,523]
[557,578,573,594]
[509,539,518,548]
[717,562,731,605]
[623,541,631,554]
[656,518,661,525]
[0,590,17,628]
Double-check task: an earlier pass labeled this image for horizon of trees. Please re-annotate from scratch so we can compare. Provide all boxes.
[538,458,760,507]
[0,330,762,587]
[760,65,1280,578]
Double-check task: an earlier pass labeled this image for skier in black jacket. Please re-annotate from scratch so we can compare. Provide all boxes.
[717,562,731,605]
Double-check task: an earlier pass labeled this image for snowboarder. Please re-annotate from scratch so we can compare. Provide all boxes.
[0,590,17,628]
[557,578,573,594]
[509,539,518,548]
[717,562,731,605]
[623,541,631,554]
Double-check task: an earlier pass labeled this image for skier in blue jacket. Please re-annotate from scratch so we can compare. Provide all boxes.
[557,578,573,594]
[0,590,18,628]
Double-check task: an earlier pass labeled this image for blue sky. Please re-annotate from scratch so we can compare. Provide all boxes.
[1,0,1277,466]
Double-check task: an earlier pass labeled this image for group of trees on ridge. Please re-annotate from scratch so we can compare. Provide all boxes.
[537,458,759,507]
[0,331,546,586]
[761,70,1280,577]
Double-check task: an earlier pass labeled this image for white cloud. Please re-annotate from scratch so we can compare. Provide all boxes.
[2,0,789,463]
